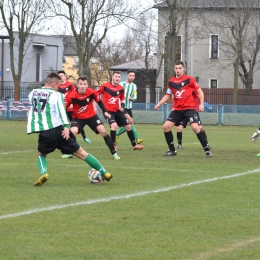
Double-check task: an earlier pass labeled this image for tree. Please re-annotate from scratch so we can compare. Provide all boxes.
[50,0,137,84]
[93,29,146,87]
[125,12,159,103]
[95,9,160,102]
[199,0,260,104]
[163,0,196,84]
[0,0,49,100]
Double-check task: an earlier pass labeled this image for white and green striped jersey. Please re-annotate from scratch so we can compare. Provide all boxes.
[120,81,137,109]
[27,87,70,133]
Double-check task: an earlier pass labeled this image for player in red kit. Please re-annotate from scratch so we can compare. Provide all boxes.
[66,75,120,160]
[58,70,91,159]
[97,71,144,151]
[175,90,211,149]
[155,60,211,158]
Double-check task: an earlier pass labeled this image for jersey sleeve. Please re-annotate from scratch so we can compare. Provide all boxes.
[120,89,125,101]
[96,84,103,95]
[166,88,173,95]
[93,90,101,103]
[192,78,200,91]
[65,92,72,110]
[55,92,70,129]
[132,85,137,101]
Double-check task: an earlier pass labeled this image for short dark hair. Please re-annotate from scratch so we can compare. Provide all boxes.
[45,72,61,84]
[57,70,66,75]
[112,70,122,75]
[174,60,184,67]
[127,70,135,75]
[77,75,89,82]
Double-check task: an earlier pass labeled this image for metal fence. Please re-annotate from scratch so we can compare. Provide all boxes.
[1,86,260,105]
[1,99,260,127]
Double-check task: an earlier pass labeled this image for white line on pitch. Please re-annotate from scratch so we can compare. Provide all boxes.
[1,168,260,221]
[1,150,36,155]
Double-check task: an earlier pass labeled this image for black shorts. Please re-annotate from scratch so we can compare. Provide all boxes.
[105,110,130,127]
[38,125,80,155]
[167,109,200,126]
[177,112,202,128]
[71,115,103,134]
[123,108,133,118]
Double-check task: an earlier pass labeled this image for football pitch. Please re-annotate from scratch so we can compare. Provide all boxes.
[1,121,260,260]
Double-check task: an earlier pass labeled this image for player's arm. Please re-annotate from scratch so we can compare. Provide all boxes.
[65,93,72,110]
[56,93,70,130]
[97,100,106,113]
[155,94,171,110]
[130,86,137,102]
[197,88,204,112]
[96,85,103,96]
[119,98,125,112]
[97,100,110,118]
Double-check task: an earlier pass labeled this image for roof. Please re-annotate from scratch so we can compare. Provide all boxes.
[110,56,157,71]
[154,0,260,9]
[62,35,99,57]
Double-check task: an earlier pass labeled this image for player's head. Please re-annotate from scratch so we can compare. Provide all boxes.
[45,72,61,90]
[127,70,135,83]
[174,61,185,78]
[111,71,121,85]
[77,75,89,94]
[58,70,67,83]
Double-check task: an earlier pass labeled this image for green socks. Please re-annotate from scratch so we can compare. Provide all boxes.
[116,127,126,136]
[37,156,48,174]
[131,125,138,139]
[117,125,138,139]
[85,154,107,176]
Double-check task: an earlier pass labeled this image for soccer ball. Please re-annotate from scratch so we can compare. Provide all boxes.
[88,168,103,184]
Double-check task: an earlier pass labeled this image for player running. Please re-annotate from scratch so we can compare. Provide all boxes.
[27,72,112,186]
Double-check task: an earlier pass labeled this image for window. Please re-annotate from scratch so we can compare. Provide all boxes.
[210,79,218,88]
[209,35,219,59]
[36,54,41,82]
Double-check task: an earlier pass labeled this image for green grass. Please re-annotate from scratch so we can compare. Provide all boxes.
[1,121,260,260]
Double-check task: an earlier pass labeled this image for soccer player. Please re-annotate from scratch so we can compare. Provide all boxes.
[251,128,260,143]
[175,116,210,149]
[154,60,212,158]
[115,70,143,144]
[251,128,260,156]
[27,72,112,186]
[97,71,144,151]
[175,90,210,149]
[58,70,91,159]
[66,75,120,160]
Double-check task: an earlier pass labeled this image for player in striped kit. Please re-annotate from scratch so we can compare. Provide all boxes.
[115,70,143,144]
[27,72,112,186]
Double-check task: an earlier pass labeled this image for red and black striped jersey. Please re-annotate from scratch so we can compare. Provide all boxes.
[167,75,200,110]
[97,82,124,112]
[58,81,75,112]
[66,88,100,119]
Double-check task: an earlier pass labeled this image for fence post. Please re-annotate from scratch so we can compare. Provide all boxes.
[162,103,168,123]
[5,98,11,120]
[217,104,223,125]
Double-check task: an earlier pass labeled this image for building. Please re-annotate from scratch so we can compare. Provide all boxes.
[62,35,109,86]
[110,55,158,102]
[0,32,63,88]
[154,0,260,90]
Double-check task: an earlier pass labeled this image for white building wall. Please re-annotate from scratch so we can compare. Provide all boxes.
[156,8,260,89]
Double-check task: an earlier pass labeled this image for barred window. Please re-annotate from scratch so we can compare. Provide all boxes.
[210,35,219,59]
[210,79,218,88]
